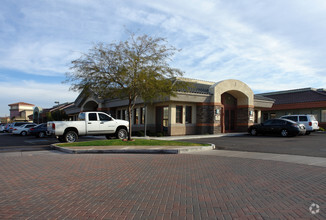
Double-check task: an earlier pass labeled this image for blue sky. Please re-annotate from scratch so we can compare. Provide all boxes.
[1,0,326,116]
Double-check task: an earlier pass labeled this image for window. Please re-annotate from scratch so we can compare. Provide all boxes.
[134,108,139,124]
[185,106,192,124]
[299,116,308,122]
[117,110,121,119]
[122,110,126,120]
[176,106,183,123]
[322,110,326,122]
[163,107,169,127]
[270,113,276,119]
[140,107,145,124]
[88,113,97,121]
[79,113,85,120]
[285,116,298,122]
[263,120,273,125]
[99,113,111,121]
[271,120,285,125]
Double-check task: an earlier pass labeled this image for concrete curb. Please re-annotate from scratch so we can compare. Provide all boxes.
[50,144,215,154]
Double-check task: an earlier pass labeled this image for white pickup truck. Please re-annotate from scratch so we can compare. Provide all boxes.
[47,112,129,143]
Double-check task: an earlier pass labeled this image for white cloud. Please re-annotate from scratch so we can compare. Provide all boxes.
[1,0,326,116]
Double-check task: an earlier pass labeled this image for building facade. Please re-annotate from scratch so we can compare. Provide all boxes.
[8,102,34,122]
[258,88,326,129]
[65,78,274,136]
[33,102,74,123]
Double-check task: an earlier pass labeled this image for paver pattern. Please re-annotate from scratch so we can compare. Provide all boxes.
[0,152,325,219]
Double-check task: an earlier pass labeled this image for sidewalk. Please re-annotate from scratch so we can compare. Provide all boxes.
[145,132,246,140]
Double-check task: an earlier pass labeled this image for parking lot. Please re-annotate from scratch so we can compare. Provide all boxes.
[0,133,105,152]
[2,132,326,157]
[182,132,326,158]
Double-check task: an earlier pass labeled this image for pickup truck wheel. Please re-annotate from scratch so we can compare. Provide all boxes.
[116,128,128,139]
[64,131,78,143]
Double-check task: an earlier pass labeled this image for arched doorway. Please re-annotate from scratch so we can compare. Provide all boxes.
[82,101,98,112]
[221,92,237,132]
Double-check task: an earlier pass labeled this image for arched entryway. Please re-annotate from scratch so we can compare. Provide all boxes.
[82,100,98,112]
[221,92,237,132]
[209,79,254,133]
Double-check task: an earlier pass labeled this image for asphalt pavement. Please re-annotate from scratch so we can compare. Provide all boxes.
[179,132,326,158]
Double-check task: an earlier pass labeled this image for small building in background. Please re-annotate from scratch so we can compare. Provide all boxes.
[33,102,74,123]
[0,117,10,124]
[8,102,35,122]
[258,88,326,129]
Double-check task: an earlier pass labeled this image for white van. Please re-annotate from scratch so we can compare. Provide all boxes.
[280,115,319,134]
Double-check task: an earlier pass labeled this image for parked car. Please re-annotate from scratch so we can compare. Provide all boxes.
[0,124,6,132]
[12,123,37,136]
[4,123,11,132]
[248,118,306,137]
[29,123,49,138]
[8,122,32,133]
[280,115,319,135]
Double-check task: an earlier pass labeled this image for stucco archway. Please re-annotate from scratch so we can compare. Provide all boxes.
[82,100,99,112]
[209,79,254,106]
[209,79,254,132]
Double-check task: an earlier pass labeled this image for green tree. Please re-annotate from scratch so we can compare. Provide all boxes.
[66,33,184,140]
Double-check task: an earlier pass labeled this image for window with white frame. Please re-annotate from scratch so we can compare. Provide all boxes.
[322,110,326,122]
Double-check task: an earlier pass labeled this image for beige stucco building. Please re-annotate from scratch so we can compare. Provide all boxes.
[65,78,274,135]
[8,102,34,122]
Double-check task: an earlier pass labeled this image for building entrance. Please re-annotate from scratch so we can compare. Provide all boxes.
[222,93,237,132]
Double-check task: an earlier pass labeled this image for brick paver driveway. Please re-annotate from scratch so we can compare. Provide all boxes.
[0,152,325,219]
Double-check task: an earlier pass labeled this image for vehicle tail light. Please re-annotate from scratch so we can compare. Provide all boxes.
[30,128,34,131]
[292,123,299,128]
[309,122,312,126]
[52,123,55,130]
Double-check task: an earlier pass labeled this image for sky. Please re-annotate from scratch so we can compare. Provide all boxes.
[1,0,326,116]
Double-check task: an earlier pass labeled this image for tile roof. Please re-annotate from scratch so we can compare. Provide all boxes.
[8,102,35,106]
[176,81,211,94]
[258,88,326,105]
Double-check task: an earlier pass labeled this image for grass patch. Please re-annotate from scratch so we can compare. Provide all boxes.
[58,139,209,147]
